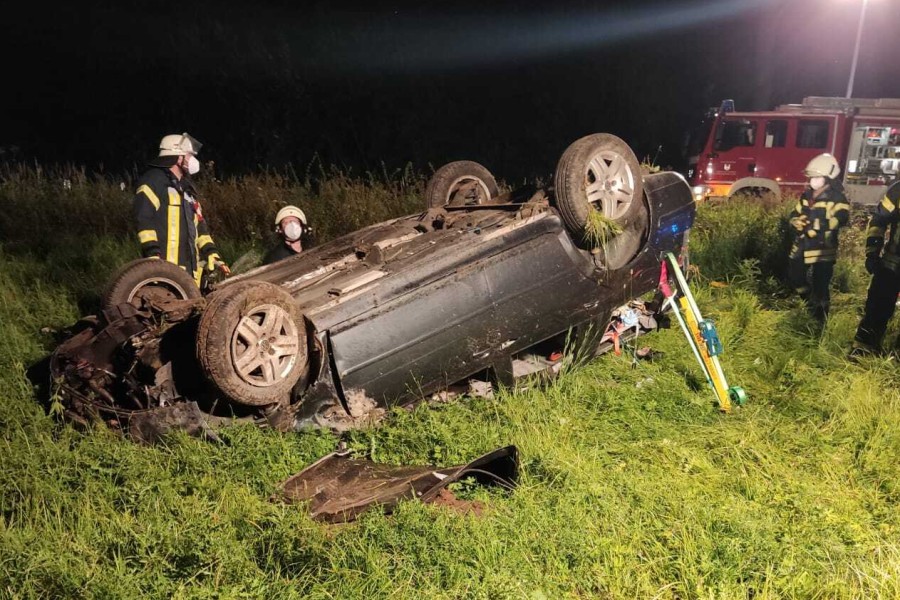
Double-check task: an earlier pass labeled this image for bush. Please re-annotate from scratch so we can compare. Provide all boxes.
[690,193,792,282]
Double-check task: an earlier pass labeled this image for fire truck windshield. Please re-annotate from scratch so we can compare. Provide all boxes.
[714,119,757,152]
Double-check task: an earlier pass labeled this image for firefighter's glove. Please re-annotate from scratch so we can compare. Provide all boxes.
[805,229,818,238]
[865,254,881,275]
[790,215,809,232]
[206,255,231,277]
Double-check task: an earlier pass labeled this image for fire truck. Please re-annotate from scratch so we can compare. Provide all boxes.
[689,96,900,205]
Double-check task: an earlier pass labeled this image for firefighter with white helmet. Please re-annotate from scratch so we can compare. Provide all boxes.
[787,153,850,322]
[133,133,229,285]
[852,178,900,356]
[263,205,312,264]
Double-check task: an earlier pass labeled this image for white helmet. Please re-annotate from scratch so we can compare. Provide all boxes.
[158,132,202,157]
[804,153,840,179]
[275,205,307,227]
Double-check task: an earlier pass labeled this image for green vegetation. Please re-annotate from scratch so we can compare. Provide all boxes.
[0,171,898,598]
[583,209,624,252]
[0,162,425,255]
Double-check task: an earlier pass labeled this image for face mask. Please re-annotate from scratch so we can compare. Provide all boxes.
[809,176,826,191]
[283,222,303,241]
[186,155,200,175]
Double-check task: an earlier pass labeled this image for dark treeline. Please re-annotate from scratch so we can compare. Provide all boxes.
[4,1,899,179]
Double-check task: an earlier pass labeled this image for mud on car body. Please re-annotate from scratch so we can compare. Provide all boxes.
[49,134,696,441]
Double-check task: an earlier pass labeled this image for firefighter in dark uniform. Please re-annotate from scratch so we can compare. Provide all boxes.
[852,180,900,355]
[787,153,850,322]
[133,133,229,286]
[263,205,312,265]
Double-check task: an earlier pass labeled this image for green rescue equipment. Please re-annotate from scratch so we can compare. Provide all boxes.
[658,252,746,412]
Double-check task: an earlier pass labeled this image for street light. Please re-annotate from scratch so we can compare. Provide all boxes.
[845,0,869,98]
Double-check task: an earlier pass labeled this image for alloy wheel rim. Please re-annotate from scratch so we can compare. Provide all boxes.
[584,150,635,219]
[231,304,300,387]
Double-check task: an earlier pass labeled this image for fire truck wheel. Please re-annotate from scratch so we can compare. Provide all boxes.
[553,133,644,239]
[101,258,201,312]
[425,161,499,208]
[197,281,307,407]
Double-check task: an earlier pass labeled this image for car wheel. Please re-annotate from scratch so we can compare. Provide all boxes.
[553,133,644,238]
[197,281,307,407]
[425,160,499,208]
[102,258,201,311]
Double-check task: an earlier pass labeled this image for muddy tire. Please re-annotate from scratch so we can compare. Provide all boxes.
[595,191,650,270]
[425,161,499,208]
[102,258,201,311]
[553,133,644,237]
[197,281,307,407]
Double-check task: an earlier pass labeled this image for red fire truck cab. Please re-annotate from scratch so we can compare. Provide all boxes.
[690,97,900,205]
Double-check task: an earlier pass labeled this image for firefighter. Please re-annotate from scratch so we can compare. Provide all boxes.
[787,153,850,322]
[133,133,229,286]
[263,205,311,264]
[851,179,900,356]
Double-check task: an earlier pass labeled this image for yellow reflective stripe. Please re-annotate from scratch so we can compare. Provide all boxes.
[194,267,204,286]
[138,229,158,243]
[196,234,214,249]
[813,201,829,209]
[166,204,180,263]
[794,202,803,214]
[137,185,161,210]
[832,202,850,213]
[882,196,897,212]
[165,188,182,264]
[867,225,886,237]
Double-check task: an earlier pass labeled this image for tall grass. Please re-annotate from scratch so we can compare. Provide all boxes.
[0,170,898,597]
[0,162,426,255]
[690,194,792,282]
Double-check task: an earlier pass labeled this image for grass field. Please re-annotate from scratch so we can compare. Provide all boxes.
[1,170,898,598]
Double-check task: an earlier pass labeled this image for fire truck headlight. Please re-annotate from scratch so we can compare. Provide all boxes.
[692,185,706,201]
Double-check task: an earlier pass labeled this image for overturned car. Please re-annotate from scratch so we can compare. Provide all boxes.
[50,134,695,441]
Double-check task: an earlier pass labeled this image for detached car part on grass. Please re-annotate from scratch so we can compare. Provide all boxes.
[278,445,519,523]
[49,134,696,441]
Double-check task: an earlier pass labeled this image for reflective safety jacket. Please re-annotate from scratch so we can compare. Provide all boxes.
[789,180,850,264]
[865,181,900,272]
[133,167,221,285]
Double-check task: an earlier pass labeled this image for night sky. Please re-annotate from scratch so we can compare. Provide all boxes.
[3,0,900,180]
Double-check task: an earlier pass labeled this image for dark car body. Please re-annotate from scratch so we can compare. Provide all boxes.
[218,171,692,426]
